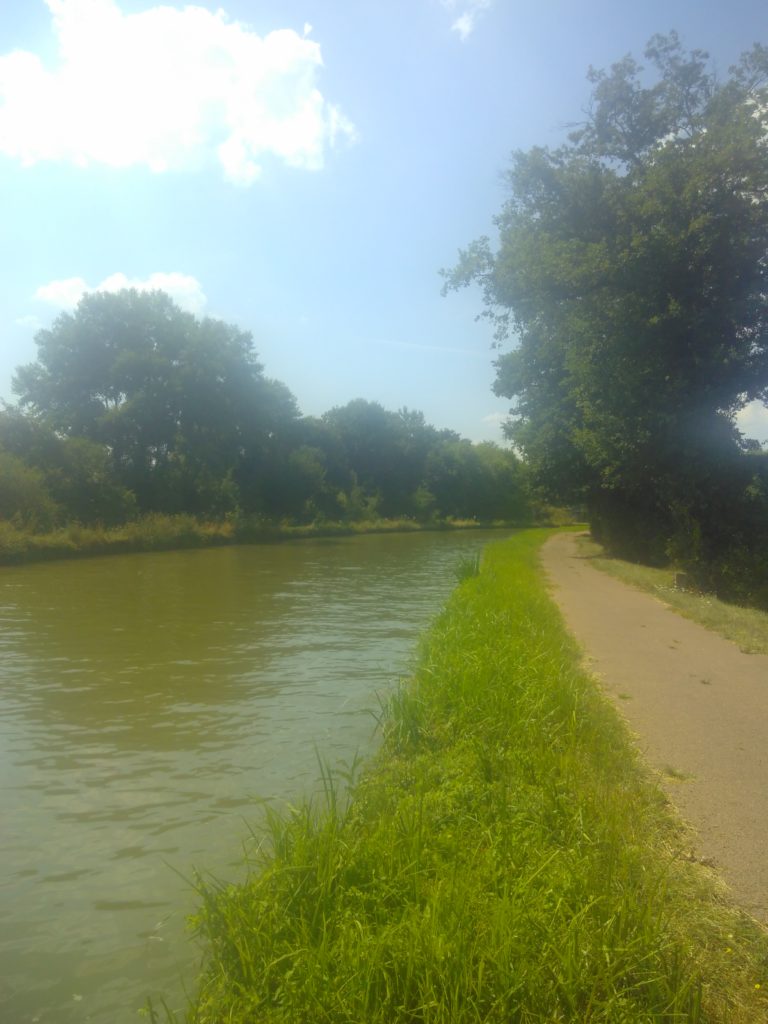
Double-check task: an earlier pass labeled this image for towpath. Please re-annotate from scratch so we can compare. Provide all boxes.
[541,531,768,924]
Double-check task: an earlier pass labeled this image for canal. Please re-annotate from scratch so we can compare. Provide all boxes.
[0,530,504,1023]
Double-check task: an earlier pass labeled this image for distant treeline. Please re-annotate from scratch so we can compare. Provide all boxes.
[1,289,531,535]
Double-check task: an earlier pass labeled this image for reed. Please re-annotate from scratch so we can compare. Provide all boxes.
[184,529,768,1023]
[453,551,482,582]
[0,515,515,567]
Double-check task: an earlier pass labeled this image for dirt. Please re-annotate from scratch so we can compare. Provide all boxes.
[540,531,768,924]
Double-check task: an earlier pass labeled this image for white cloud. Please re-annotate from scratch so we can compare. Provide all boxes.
[441,0,493,40]
[451,14,474,41]
[0,0,355,183]
[737,400,768,446]
[35,277,90,310]
[34,272,208,315]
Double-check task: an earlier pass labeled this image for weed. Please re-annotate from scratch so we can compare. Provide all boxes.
[663,765,695,782]
[453,552,482,582]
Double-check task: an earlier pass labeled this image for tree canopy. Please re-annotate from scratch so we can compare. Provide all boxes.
[13,289,299,514]
[4,289,531,529]
[444,33,768,596]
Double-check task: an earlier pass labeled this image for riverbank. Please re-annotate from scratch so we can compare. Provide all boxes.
[184,529,768,1023]
[0,513,522,567]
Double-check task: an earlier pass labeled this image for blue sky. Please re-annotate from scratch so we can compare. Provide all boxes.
[2,0,767,443]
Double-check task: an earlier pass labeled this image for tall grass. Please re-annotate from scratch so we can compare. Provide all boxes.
[0,515,513,567]
[0,513,233,564]
[184,530,768,1023]
[453,551,482,582]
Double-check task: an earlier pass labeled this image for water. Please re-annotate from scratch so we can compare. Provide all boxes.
[0,530,503,1023]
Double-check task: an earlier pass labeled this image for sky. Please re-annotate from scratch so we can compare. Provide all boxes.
[1,0,767,444]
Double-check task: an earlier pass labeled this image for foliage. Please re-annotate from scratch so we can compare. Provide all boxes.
[443,33,768,594]
[0,513,231,564]
[0,449,59,530]
[0,409,136,525]
[322,401,453,519]
[6,293,532,532]
[0,511,507,567]
[13,289,299,515]
[426,438,531,521]
[187,531,768,1023]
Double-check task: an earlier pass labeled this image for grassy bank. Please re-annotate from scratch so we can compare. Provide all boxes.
[0,514,515,567]
[578,536,768,655]
[183,529,767,1023]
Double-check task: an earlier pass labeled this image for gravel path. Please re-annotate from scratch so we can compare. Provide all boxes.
[541,531,768,924]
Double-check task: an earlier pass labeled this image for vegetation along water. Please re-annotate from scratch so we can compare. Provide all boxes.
[186,530,767,1023]
[0,529,501,1023]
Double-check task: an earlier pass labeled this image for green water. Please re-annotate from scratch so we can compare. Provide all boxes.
[0,530,503,1023]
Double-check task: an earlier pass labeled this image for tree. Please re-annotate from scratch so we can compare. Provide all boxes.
[11,293,530,527]
[425,439,530,521]
[13,290,299,515]
[0,449,58,530]
[321,400,424,517]
[444,34,768,574]
[0,409,136,525]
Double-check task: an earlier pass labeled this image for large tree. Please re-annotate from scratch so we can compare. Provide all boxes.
[13,290,299,514]
[321,400,442,518]
[444,34,768,572]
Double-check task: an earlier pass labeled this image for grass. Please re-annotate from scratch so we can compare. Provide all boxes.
[0,515,516,567]
[578,536,768,655]
[0,513,232,564]
[177,529,768,1023]
[453,551,482,582]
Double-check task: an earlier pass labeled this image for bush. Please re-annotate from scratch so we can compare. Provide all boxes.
[0,450,59,530]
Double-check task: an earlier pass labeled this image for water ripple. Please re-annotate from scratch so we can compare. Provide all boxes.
[0,530,505,1023]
